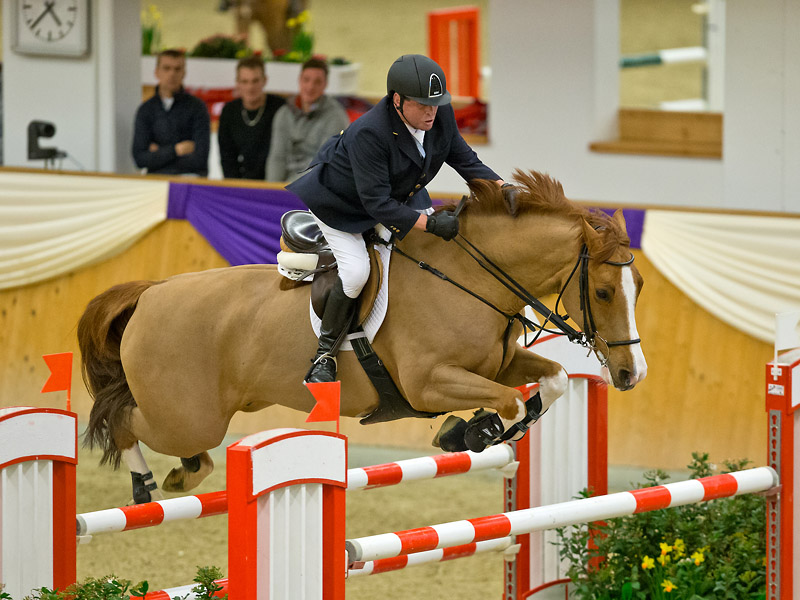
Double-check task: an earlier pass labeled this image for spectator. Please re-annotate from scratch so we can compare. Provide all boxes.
[132,49,210,176]
[266,58,350,182]
[218,57,285,179]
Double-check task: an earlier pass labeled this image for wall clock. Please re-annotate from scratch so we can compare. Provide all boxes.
[14,0,90,57]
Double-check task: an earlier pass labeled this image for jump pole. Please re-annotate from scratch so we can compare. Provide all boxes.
[0,407,77,600]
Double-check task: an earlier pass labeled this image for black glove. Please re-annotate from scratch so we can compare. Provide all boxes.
[425,211,460,241]
[501,183,521,214]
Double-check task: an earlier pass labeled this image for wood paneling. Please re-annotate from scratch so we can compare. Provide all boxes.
[590,109,723,159]
[0,226,771,470]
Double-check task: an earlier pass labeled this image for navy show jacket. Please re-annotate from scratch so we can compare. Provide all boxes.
[287,96,499,239]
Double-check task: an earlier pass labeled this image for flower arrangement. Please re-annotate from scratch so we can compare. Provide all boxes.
[190,34,257,59]
[141,4,162,55]
[556,453,767,599]
[272,10,314,63]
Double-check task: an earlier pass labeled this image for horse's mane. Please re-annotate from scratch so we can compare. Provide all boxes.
[460,169,630,262]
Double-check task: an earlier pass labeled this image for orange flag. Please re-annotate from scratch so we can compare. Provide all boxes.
[305,381,341,433]
[42,352,73,410]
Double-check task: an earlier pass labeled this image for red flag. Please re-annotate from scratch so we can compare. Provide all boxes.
[42,352,73,410]
[305,381,341,432]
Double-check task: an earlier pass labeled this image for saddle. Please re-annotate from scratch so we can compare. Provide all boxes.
[277,210,381,326]
[277,210,443,425]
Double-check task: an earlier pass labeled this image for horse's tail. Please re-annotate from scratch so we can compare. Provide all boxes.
[77,280,162,468]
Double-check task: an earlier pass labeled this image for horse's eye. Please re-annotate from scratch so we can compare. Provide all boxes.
[595,288,611,302]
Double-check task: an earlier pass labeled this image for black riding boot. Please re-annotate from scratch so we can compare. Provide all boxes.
[305,278,357,383]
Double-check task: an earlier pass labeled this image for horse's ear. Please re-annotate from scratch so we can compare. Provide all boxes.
[612,209,627,232]
[580,218,603,254]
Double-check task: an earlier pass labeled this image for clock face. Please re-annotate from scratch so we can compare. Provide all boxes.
[14,0,88,56]
[21,0,78,42]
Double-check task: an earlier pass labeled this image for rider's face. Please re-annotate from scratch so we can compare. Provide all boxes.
[394,93,438,131]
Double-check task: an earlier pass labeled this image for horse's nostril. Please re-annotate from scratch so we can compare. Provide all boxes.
[618,369,632,387]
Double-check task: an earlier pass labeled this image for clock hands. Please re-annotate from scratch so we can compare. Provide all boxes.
[30,1,62,30]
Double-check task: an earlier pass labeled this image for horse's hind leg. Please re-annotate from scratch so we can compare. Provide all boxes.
[121,443,164,504]
[162,452,214,493]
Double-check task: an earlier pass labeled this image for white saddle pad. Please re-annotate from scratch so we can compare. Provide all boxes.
[310,242,392,351]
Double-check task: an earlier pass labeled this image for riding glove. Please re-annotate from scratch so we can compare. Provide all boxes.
[501,182,521,213]
[425,211,460,241]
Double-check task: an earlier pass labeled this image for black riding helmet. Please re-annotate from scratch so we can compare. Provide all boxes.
[387,54,452,106]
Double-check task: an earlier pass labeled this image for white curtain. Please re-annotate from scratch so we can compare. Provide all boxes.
[641,210,800,343]
[0,172,168,290]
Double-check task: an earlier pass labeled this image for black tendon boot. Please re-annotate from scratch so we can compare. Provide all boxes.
[305,278,357,383]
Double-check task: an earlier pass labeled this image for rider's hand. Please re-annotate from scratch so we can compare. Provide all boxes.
[501,182,521,210]
[425,211,460,241]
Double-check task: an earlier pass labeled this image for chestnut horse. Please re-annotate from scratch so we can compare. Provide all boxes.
[77,171,646,502]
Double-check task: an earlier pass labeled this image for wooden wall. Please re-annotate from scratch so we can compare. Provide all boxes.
[0,220,772,470]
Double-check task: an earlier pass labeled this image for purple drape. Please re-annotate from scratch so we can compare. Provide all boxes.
[167,182,306,265]
[166,182,645,266]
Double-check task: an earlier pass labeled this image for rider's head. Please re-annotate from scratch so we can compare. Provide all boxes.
[387,54,451,130]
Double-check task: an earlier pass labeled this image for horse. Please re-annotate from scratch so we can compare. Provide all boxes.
[77,171,647,503]
[221,0,308,54]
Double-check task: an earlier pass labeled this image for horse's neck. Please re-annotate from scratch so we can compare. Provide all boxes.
[394,213,581,314]
[465,213,582,296]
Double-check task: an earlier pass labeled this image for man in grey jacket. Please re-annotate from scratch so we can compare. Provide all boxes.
[266,58,350,182]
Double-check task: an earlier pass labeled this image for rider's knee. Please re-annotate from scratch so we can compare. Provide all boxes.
[339,254,371,298]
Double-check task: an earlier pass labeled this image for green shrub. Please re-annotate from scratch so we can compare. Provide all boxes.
[15,566,226,600]
[556,453,767,599]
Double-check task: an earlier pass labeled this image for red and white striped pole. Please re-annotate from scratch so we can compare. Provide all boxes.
[0,407,77,599]
[346,467,778,563]
[226,428,348,600]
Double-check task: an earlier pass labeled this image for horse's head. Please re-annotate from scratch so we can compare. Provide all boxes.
[562,210,648,391]
[464,171,647,390]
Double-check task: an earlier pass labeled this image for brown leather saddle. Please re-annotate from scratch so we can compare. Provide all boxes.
[278,210,443,425]
[279,210,382,326]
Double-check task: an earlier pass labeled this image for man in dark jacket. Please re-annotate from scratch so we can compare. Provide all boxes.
[288,54,515,384]
[132,49,210,176]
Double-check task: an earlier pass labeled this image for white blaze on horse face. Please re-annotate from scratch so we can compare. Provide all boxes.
[621,266,648,385]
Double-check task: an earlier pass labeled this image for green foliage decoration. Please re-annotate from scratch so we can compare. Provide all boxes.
[556,453,768,599]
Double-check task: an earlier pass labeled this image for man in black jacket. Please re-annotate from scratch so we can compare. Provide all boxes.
[288,54,515,384]
[132,49,210,176]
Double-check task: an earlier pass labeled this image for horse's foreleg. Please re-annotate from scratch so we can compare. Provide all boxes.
[162,452,214,493]
[495,347,568,414]
[416,364,526,421]
[121,444,163,504]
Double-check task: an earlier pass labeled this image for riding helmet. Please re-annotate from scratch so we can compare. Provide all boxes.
[386,54,452,106]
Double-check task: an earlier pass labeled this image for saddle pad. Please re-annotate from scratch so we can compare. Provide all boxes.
[310,242,392,351]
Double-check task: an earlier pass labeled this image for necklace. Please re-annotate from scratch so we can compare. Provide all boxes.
[241,102,266,127]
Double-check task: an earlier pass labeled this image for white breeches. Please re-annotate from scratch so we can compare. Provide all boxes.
[312,215,370,299]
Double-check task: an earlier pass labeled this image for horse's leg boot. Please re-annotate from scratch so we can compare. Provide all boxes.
[464,410,505,453]
[305,277,357,383]
[432,415,469,452]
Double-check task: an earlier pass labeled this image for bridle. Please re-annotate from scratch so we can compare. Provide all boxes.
[384,206,641,368]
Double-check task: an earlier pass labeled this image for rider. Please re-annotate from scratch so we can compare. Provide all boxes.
[287,54,516,383]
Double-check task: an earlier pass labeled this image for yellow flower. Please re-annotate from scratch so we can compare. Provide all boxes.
[660,542,672,556]
[641,555,655,570]
[673,538,685,557]
[297,10,311,23]
[661,580,677,593]
[287,17,298,28]
[657,553,670,566]
[691,550,705,566]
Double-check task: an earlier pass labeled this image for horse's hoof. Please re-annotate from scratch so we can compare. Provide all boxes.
[162,467,186,493]
[432,415,469,452]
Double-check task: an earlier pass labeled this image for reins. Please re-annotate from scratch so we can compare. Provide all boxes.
[378,205,641,367]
